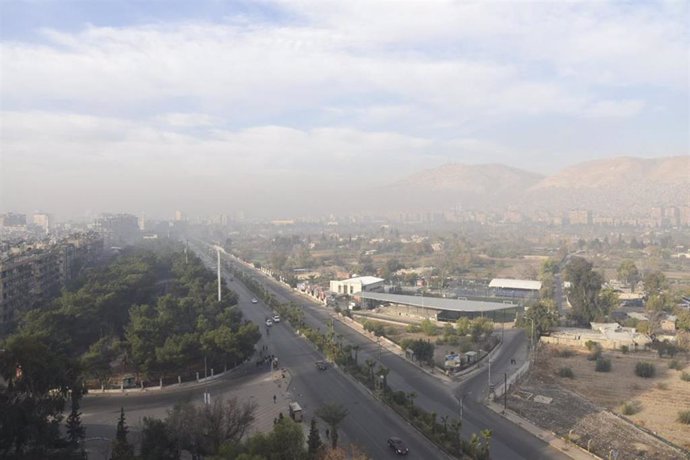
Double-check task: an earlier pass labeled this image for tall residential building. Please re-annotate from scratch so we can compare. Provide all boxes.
[93,213,141,247]
[0,233,103,335]
[32,213,52,232]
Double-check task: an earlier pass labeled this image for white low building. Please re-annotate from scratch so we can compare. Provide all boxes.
[330,276,384,295]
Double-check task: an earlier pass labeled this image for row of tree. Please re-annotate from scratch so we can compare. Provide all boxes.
[108,400,356,460]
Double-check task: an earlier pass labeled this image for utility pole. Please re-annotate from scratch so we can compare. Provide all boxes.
[504,372,508,411]
[488,355,492,389]
[217,248,222,302]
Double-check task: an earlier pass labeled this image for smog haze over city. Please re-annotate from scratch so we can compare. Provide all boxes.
[2,0,688,219]
[2,2,690,460]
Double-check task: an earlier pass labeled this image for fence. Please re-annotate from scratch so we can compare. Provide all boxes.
[492,359,530,399]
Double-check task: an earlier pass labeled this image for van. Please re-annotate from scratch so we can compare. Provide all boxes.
[288,402,303,422]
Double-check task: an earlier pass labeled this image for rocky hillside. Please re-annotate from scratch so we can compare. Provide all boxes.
[382,156,689,214]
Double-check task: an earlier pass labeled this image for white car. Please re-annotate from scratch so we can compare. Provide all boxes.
[251,298,258,304]
[265,319,273,327]
[272,314,280,323]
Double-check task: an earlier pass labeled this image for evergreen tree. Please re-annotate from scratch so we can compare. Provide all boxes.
[307,418,322,458]
[66,387,86,457]
[111,407,134,460]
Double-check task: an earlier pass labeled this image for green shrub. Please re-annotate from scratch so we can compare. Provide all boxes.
[420,319,438,336]
[678,410,690,425]
[620,345,629,354]
[635,362,656,378]
[668,359,684,371]
[681,372,690,382]
[557,367,574,378]
[584,340,599,351]
[595,357,612,372]
[656,382,669,390]
[621,401,642,416]
[554,348,575,358]
[405,324,421,333]
[587,347,602,361]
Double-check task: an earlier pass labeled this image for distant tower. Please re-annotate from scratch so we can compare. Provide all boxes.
[175,210,185,221]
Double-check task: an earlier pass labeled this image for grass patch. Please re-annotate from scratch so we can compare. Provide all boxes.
[681,372,690,382]
[557,367,574,379]
[656,382,669,390]
[621,400,642,416]
[635,362,655,378]
[553,348,575,358]
[668,359,684,371]
[678,410,690,425]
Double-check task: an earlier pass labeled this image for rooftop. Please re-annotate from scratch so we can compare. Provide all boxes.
[489,278,542,291]
[339,276,385,286]
[357,291,517,313]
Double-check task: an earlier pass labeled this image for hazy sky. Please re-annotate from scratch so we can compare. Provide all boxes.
[1,0,688,219]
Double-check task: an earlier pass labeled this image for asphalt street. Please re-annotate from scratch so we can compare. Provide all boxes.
[220,247,569,460]
[80,247,452,460]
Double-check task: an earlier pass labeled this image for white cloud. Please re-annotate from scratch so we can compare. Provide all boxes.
[1,1,687,216]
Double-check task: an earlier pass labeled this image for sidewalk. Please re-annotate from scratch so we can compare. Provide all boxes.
[485,400,601,460]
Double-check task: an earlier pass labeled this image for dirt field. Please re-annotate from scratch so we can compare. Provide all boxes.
[538,345,690,450]
[507,343,690,460]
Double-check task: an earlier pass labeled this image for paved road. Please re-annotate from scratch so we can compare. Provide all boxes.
[80,247,451,460]
[219,247,569,460]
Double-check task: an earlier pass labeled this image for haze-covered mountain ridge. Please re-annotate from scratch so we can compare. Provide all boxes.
[383,156,689,215]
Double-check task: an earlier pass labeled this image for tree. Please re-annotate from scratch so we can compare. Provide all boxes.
[140,417,179,460]
[617,260,640,291]
[316,403,349,449]
[565,257,606,325]
[111,407,134,460]
[518,302,558,338]
[420,319,438,336]
[65,387,86,457]
[269,417,306,460]
[643,271,667,295]
[0,333,79,457]
[307,418,323,458]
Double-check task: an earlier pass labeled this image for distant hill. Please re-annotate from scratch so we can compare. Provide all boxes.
[526,156,689,215]
[378,163,542,211]
[379,156,689,215]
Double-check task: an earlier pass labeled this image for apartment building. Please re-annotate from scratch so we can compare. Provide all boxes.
[0,233,103,335]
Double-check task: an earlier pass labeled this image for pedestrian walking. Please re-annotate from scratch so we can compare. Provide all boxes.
[325,428,330,439]
[273,394,277,404]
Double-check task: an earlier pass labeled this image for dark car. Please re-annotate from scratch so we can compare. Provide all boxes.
[315,361,329,371]
[387,437,408,455]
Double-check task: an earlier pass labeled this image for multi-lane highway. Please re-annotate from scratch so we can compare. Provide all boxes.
[214,245,569,460]
[81,248,451,460]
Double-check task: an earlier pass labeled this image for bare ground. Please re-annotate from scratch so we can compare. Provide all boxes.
[507,345,690,460]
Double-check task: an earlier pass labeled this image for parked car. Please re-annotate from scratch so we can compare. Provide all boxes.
[315,361,329,371]
[272,314,280,323]
[251,298,258,304]
[387,437,409,455]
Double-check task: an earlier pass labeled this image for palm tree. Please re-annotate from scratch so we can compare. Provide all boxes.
[479,429,493,460]
[365,359,376,383]
[440,415,449,434]
[376,366,390,391]
[352,345,360,365]
[316,403,349,449]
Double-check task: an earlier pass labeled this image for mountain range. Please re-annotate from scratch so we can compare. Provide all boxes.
[380,156,689,216]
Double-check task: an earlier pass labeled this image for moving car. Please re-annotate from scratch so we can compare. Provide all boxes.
[265,319,273,327]
[387,437,409,455]
[272,314,280,323]
[251,298,258,304]
[315,361,329,371]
